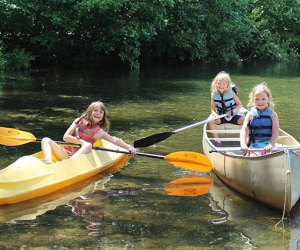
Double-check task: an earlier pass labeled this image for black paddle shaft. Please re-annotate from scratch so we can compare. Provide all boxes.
[94,146,165,159]
[133,132,174,147]
[133,114,227,148]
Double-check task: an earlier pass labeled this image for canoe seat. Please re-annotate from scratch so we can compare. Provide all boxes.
[206,130,241,134]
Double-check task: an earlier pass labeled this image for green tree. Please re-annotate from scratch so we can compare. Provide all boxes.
[0,0,299,69]
[247,0,300,60]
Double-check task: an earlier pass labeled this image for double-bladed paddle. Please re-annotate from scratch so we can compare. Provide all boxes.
[134,114,227,148]
[0,126,212,172]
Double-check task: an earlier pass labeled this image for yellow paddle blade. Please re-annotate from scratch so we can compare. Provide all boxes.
[165,151,212,172]
[0,127,37,146]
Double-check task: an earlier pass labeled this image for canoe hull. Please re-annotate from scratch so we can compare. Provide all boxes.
[203,123,300,212]
[0,140,129,205]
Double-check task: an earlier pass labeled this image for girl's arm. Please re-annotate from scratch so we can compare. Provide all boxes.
[263,111,279,152]
[232,92,242,114]
[101,133,137,155]
[269,111,279,147]
[210,96,219,117]
[63,120,95,158]
[63,120,86,145]
[240,112,251,152]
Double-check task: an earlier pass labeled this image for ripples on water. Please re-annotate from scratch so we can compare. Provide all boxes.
[0,62,299,249]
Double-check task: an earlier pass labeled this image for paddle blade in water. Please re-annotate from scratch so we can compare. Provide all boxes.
[164,176,212,196]
[165,151,212,172]
[0,127,37,146]
[134,132,174,148]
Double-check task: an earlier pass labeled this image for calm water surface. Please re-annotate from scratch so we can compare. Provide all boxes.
[0,63,300,249]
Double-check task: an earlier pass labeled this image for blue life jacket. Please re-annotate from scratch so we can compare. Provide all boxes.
[213,87,236,115]
[248,107,273,144]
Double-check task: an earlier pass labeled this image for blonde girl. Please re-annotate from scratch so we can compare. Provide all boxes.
[41,101,136,163]
[208,71,244,146]
[240,83,279,155]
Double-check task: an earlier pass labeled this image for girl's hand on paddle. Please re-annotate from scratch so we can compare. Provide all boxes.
[225,111,233,121]
[225,110,232,118]
[128,146,137,155]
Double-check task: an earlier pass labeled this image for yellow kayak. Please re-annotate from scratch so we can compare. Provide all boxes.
[0,140,129,205]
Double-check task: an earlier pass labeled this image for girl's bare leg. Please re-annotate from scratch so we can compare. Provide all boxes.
[237,117,245,125]
[41,137,68,163]
[70,141,93,159]
[207,117,221,138]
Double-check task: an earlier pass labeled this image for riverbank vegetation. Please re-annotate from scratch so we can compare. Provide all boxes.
[0,0,299,70]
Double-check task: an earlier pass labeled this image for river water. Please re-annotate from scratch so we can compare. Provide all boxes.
[0,62,299,249]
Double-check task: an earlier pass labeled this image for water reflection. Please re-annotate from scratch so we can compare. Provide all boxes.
[164,176,212,197]
[69,188,108,237]
[164,174,232,226]
[209,196,229,225]
[68,181,139,237]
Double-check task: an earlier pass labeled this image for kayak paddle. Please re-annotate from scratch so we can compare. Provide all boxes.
[0,126,212,172]
[97,148,212,172]
[133,114,227,147]
[0,127,37,146]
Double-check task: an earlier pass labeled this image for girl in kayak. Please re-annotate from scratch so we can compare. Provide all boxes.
[207,71,244,146]
[240,83,279,156]
[41,101,137,163]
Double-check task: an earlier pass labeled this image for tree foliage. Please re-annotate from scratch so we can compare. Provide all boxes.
[0,0,299,70]
[247,0,300,60]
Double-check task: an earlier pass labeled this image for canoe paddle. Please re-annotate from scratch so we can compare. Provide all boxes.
[133,114,227,148]
[0,126,212,172]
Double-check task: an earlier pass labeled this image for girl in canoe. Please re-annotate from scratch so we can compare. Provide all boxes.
[240,83,279,155]
[41,101,136,164]
[208,71,244,146]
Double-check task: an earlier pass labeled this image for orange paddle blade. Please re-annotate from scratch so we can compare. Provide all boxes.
[0,127,37,146]
[164,176,212,196]
[165,151,212,172]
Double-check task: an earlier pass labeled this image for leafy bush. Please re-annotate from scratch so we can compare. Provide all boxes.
[0,46,6,70]
[5,48,35,70]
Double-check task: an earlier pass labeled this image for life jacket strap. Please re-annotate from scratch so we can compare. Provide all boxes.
[75,127,95,139]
